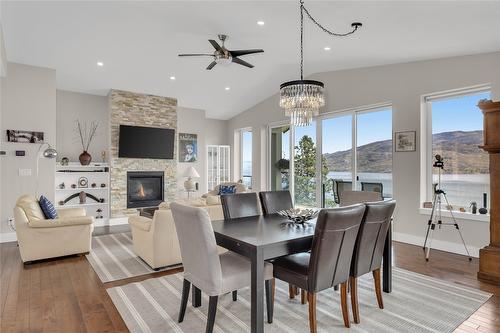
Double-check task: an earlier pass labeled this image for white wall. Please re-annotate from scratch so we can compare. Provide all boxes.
[227,52,500,256]
[56,90,109,163]
[0,62,57,235]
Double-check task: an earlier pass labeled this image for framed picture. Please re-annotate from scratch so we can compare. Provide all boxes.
[6,129,44,143]
[179,133,197,162]
[395,131,416,152]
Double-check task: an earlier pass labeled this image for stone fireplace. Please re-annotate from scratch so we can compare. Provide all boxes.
[127,171,164,208]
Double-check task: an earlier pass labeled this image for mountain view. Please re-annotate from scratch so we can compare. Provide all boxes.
[323,130,488,174]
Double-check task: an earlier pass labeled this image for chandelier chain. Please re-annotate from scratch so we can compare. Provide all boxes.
[302,5,361,37]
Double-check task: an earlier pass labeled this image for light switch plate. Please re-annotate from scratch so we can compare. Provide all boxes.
[19,168,32,177]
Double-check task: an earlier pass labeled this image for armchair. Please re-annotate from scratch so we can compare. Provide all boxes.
[14,195,94,263]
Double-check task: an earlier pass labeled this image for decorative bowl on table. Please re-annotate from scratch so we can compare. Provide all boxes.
[277,208,319,225]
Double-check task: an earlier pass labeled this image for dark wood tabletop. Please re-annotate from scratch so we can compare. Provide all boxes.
[208,213,392,333]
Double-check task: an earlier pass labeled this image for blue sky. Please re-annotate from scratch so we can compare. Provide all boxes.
[243,90,490,159]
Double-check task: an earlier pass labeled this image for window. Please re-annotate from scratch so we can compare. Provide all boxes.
[423,88,490,211]
[240,129,252,189]
[269,125,290,191]
[294,121,317,208]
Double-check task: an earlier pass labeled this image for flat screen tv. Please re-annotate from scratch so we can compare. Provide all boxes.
[119,125,175,159]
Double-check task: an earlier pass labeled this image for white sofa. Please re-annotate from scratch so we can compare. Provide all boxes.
[128,198,225,270]
[14,195,95,263]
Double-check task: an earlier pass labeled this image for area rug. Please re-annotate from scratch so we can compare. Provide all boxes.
[107,267,491,333]
[86,232,181,283]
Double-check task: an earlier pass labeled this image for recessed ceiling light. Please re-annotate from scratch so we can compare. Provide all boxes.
[257,21,265,26]
[97,61,104,67]
[324,46,331,51]
[170,76,176,80]
[225,87,230,91]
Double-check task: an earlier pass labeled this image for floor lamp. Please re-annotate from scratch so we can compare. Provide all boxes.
[35,142,57,197]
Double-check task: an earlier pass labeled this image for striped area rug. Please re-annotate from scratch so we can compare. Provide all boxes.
[107,268,491,333]
[86,232,181,283]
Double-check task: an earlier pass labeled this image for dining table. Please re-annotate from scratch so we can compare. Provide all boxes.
[191,213,392,333]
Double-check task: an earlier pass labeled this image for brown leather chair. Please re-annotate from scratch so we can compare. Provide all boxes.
[272,204,366,332]
[220,192,261,220]
[259,190,293,215]
[349,200,396,324]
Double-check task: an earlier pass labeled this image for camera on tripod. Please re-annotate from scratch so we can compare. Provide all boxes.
[433,154,444,169]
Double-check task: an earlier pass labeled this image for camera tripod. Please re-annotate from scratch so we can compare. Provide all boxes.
[423,155,472,261]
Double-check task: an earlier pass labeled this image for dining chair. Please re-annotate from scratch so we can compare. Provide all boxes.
[339,190,382,207]
[259,190,293,215]
[170,203,275,332]
[332,179,353,204]
[220,192,261,220]
[272,204,366,332]
[361,182,384,196]
[349,200,396,324]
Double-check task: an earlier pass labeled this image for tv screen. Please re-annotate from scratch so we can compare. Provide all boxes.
[119,125,175,159]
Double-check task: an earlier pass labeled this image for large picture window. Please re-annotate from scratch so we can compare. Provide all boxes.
[424,88,490,211]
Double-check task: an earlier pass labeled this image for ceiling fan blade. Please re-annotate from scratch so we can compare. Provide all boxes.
[229,49,264,57]
[232,57,254,68]
[208,40,222,51]
[206,61,217,70]
[178,53,214,57]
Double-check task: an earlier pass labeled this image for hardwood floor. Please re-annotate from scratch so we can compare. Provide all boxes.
[1,231,499,332]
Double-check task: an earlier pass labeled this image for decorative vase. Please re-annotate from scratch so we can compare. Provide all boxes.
[79,151,92,165]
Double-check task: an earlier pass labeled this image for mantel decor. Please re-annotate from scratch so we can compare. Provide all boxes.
[279,0,361,126]
[478,99,500,285]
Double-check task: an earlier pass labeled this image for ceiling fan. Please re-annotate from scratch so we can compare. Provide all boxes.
[178,34,264,70]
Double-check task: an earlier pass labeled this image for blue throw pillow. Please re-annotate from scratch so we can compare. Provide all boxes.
[39,195,58,219]
[218,185,237,196]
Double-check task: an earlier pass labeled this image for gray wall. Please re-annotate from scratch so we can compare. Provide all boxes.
[56,90,108,163]
[227,52,500,255]
[0,62,57,234]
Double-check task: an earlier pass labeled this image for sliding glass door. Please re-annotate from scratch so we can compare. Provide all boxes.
[355,108,393,197]
[269,125,291,191]
[320,106,392,207]
[294,122,317,207]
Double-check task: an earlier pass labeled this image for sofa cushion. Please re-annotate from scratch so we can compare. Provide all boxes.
[129,215,153,232]
[16,195,46,222]
[39,195,58,219]
[218,185,236,195]
[205,195,221,206]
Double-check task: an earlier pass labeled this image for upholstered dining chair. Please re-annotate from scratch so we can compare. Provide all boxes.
[272,204,366,332]
[170,203,275,332]
[220,192,261,220]
[259,190,293,215]
[349,200,396,324]
[339,190,382,207]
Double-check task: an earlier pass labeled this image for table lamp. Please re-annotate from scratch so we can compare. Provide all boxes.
[183,166,200,191]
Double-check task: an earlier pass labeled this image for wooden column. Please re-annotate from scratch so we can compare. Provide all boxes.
[478,99,500,284]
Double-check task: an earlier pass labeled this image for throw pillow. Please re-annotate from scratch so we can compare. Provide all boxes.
[39,195,58,219]
[218,185,236,196]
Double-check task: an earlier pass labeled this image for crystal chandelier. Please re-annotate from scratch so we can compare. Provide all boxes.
[280,0,362,126]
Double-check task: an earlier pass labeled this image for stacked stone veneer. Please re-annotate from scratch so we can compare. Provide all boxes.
[109,89,177,217]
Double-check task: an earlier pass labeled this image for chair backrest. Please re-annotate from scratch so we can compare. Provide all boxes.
[170,203,222,295]
[351,200,396,277]
[259,191,293,215]
[361,182,383,195]
[220,192,260,220]
[332,179,352,204]
[15,195,45,222]
[339,190,382,207]
[307,204,366,292]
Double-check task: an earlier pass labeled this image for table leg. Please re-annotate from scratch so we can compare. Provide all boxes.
[192,285,201,307]
[383,221,392,293]
[251,248,264,333]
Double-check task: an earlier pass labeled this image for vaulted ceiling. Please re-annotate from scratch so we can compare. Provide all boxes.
[2,1,500,119]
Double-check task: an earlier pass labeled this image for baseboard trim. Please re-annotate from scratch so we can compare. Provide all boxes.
[393,231,481,258]
[0,232,17,243]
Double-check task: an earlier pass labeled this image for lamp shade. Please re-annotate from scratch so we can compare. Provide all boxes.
[183,166,200,178]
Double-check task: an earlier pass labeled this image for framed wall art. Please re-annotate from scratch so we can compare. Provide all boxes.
[395,131,416,152]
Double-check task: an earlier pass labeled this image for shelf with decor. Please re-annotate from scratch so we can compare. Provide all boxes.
[54,162,110,221]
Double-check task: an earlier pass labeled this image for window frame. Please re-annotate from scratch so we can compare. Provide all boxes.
[237,127,253,189]
[420,84,491,222]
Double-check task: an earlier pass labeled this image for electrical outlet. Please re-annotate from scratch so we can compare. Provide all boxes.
[19,168,32,176]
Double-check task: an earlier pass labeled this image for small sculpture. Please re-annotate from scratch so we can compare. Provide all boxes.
[479,193,488,215]
[58,182,65,189]
[470,202,477,214]
[79,191,87,204]
[60,157,69,166]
